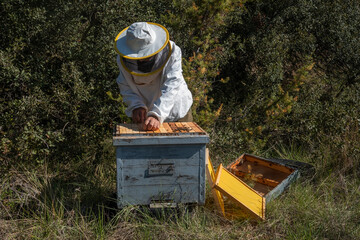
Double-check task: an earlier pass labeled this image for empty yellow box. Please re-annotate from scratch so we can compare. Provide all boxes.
[209,153,299,220]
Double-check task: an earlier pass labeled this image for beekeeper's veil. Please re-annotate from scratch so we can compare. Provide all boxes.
[114,22,171,75]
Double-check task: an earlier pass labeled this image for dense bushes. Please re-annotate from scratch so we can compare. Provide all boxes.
[211,0,360,175]
[1,0,359,176]
[0,0,162,166]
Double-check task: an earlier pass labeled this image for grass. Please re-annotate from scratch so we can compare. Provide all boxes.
[268,176,360,239]
[1,139,360,239]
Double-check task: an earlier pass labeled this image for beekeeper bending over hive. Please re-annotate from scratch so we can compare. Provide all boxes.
[114,22,193,130]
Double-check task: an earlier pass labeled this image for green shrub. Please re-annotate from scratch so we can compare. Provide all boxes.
[211,0,360,176]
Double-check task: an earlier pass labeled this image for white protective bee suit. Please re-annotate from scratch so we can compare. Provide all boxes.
[114,22,193,123]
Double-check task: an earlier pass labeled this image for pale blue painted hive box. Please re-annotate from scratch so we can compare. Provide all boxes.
[113,122,209,208]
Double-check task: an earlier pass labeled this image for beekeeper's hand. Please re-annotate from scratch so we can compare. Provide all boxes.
[144,116,160,130]
[132,107,147,123]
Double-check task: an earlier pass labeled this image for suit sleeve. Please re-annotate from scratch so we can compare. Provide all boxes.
[116,57,147,117]
[147,44,185,123]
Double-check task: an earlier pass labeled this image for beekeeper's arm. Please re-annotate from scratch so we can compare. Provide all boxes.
[147,44,184,124]
[116,71,147,122]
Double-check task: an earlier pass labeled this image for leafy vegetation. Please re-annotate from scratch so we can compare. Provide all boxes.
[1,0,359,239]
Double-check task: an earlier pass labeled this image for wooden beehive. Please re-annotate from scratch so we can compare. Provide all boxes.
[113,122,209,208]
[208,153,299,220]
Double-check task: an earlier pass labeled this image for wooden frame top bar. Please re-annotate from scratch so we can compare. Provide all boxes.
[113,122,209,146]
[113,122,207,137]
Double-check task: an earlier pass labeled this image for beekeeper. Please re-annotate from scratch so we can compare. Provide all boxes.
[114,22,193,130]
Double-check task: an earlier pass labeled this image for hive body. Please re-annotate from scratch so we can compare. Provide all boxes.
[113,122,209,208]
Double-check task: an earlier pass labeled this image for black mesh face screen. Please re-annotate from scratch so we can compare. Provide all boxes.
[122,57,137,71]
[121,43,170,75]
[137,56,156,73]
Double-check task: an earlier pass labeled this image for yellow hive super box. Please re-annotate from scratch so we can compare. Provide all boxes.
[206,153,299,220]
